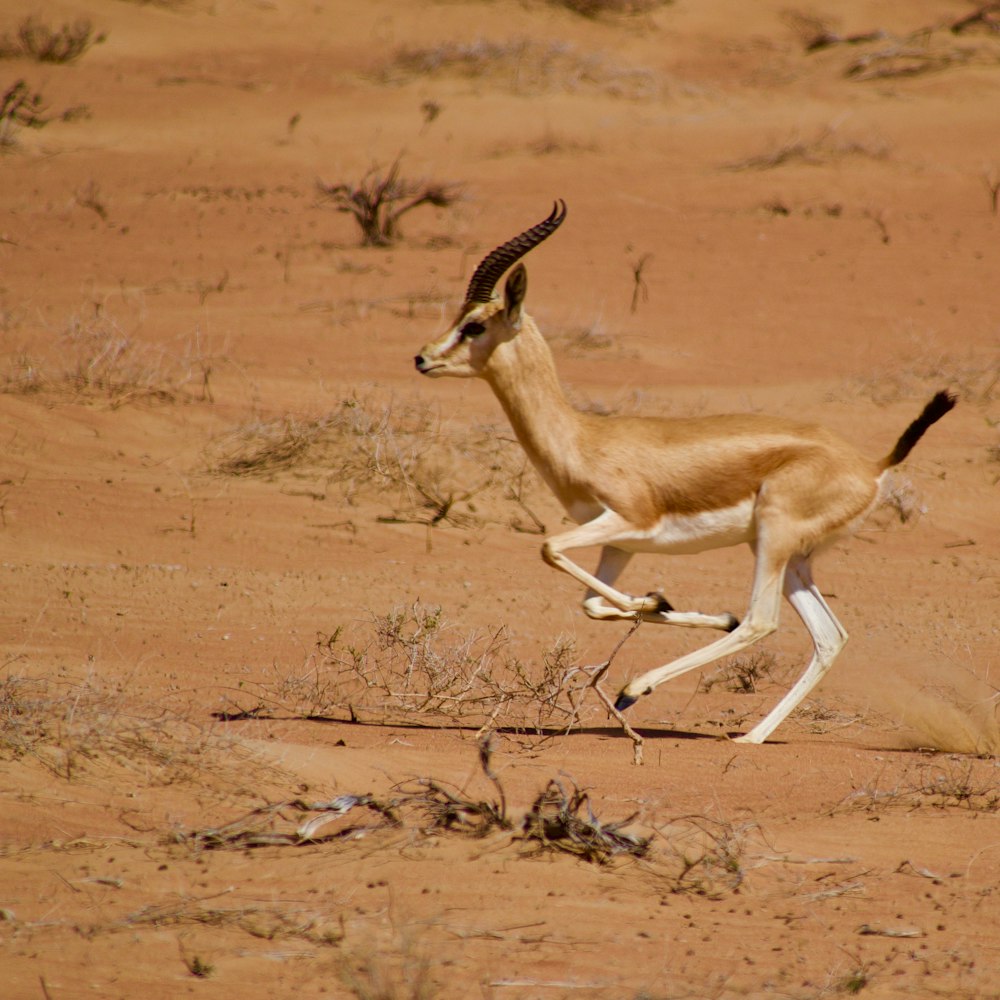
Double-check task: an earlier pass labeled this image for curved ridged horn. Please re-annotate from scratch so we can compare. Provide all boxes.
[465,200,567,304]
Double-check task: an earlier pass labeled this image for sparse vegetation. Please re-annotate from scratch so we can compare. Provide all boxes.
[0,310,212,406]
[700,650,779,695]
[206,394,554,532]
[782,11,886,52]
[845,359,997,407]
[912,759,1000,811]
[184,954,215,979]
[0,667,278,791]
[0,17,106,63]
[177,794,402,850]
[382,38,661,100]
[951,3,1000,35]
[845,44,974,82]
[0,78,89,149]
[219,602,599,736]
[785,6,1000,80]
[0,79,48,148]
[318,156,462,247]
[656,815,753,898]
[176,741,748,886]
[725,124,890,171]
[837,758,1000,814]
[629,253,652,313]
[338,932,436,1000]
[984,165,1000,215]
[547,0,673,18]
[521,776,650,863]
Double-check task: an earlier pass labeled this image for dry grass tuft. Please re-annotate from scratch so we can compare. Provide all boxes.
[846,356,999,407]
[725,124,891,171]
[382,38,662,100]
[0,667,283,793]
[207,395,554,531]
[0,310,212,406]
[209,413,336,477]
[337,928,436,1000]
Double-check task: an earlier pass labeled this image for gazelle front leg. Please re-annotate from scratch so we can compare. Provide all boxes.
[543,514,739,632]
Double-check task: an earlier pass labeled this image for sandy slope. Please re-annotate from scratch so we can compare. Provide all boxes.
[1,1,999,996]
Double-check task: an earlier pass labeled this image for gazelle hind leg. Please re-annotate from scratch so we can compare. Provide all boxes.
[615,549,787,710]
[734,555,848,745]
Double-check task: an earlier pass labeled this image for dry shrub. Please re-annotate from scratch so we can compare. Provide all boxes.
[399,777,510,837]
[0,78,49,148]
[175,742,754,906]
[382,38,661,100]
[0,78,89,149]
[0,17,105,63]
[521,776,650,864]
[790,699,868,736]
[318,156,463,247]
[222,603,590,736]
[783,11,887,52]
[910,758,1000,810]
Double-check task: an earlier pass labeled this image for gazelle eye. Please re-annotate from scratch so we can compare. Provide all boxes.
[460,321,485,340]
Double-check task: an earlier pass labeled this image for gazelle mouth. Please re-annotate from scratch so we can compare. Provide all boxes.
[414,356,442,374]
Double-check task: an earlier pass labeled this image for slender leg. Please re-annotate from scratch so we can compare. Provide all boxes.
[735,556,848,744]
[545,514,738,631]
[615,548,787,710]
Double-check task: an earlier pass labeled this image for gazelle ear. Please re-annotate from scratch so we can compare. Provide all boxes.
[504,264,527,330]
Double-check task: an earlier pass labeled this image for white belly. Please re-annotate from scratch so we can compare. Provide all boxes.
[616,498,756,555]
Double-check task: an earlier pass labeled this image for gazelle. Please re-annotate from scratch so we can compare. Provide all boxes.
[414,201,955,744]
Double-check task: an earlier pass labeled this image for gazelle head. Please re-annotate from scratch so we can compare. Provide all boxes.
[414,200,567,379]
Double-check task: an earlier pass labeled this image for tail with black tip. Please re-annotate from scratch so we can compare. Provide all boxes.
[879,390,957,472]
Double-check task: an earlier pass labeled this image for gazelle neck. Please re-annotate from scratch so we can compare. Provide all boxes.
[483,315,583,472]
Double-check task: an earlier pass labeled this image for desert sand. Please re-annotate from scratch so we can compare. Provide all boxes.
[1,1,999,997]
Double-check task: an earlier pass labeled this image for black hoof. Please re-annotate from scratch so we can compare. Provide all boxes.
[724,613,740,632]
[614,690,638,712]
[645,591,675,614]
